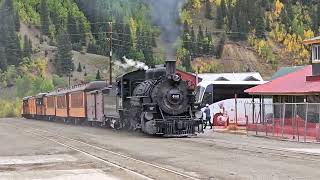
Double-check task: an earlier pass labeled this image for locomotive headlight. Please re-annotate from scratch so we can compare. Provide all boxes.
[144,112,154,120]
[195,111,203,119]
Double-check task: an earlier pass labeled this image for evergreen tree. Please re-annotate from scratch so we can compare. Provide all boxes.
[220,0,226,18]
[136,27,144,52]
[190,26,197,57]
[1,0,21,66]
[113,19,124,57]
[216,4,224,29]
[230,15,239,40]
[216,33,225,59]
[5,16,20,66]
[96,70,101,80]
[0,7,8,69]
[238,10,248,40]
[29,39,33,54]
[23,35,32,58]
[182,53,192,72]
[255,8,266,39]
[226,0,234,30]
[247,0,257,27]
[151,32,157,48]
[77,62,82,72]
[142,31,154,65]
[15,36,22,65]
[123,24,132,56]
[197,25,205,55]
[286,2,294,23]
[182,21,191,51]
[205,0,213,20]
[87,42,99,54]
[206,28,214,55]
[67,13,79,44]
[79,20,87,46]
[40,0,50,36]
[55,30,74,76]
[0,47,7,70]
[14,11,20,32]
[312,3,320,35]
[96,27,108,56]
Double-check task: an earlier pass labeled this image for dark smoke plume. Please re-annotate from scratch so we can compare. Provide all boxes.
[146,0,186,59]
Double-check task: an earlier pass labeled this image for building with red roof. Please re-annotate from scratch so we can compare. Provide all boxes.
[245,37,320,103]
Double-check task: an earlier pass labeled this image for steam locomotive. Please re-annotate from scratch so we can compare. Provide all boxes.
[22,61,203,137]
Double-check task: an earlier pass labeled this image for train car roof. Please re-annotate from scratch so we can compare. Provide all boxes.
[22,96,32,100]
[35,93,47,98]
[116,69,145,81]
[50,81,108,95]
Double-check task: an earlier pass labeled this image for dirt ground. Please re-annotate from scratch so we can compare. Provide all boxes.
[1,118,320,180]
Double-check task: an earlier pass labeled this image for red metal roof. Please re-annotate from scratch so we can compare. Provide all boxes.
[176,70,202,89]
[245,65,320,95]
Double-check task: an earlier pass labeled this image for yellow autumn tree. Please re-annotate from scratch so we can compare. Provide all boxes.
[129,18,137,48]
[190,0,202,13]
[274,0,284,18]
[192,59,222,73]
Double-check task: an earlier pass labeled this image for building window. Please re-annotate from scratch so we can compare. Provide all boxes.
[312,45,320,61]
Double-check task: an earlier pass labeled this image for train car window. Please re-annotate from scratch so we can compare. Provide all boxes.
[36,99,43,105]
[71,92,83,108]
[57,95,66,109]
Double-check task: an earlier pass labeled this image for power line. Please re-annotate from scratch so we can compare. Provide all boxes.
[2,18,271,38]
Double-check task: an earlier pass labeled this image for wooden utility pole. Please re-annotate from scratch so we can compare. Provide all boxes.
[108,22,113,84]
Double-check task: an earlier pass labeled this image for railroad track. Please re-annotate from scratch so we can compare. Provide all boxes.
[181,137,320,162]
[11,124,201,180]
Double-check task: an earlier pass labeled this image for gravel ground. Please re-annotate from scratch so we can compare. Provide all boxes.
[1,118,320,180]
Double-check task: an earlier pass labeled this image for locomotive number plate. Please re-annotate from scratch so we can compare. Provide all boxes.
[171,94,180,99]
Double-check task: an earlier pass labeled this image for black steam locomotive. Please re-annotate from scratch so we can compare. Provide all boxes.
[118,60,203,136]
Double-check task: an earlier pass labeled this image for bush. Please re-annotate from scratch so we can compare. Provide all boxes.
[84,75,95,83]
[52,74,67,88]
[72,42,83,51]
[87,42,99,54]
[0,99,21,118]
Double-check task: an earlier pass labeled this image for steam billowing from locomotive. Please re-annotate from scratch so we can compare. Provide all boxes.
[147,0,186,59]
[114,56,149,70]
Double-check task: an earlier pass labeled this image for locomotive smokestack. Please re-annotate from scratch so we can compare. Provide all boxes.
[166,60,176,76]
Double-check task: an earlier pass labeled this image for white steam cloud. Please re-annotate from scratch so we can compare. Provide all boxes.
[114,56,149,70]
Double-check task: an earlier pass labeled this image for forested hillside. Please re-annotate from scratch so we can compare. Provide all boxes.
[177,0,317,74]
[0,0,161,117]
[0,0,318,117]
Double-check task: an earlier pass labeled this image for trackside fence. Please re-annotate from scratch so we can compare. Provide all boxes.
[244,102,320,143]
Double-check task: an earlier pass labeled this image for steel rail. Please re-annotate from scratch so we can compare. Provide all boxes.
[12,123,200,180]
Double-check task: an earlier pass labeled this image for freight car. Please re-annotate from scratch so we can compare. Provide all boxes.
[22,61,204,137]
